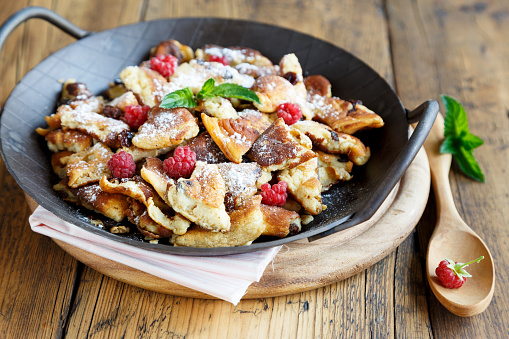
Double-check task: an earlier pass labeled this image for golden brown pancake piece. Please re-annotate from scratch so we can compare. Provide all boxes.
[45,129,93,153]
[304,75,332,97]
[120,66,171,106]
[308,95,384,134]
[292,120,370,166]
[150,39,194,64]
[132,106,199,149]
[54,178,129,222]
[172,196,264,247]
[59,105,130,149]
[140,157,174,202]
[99,176,191,235]
[315,150,353,191]
[184,132,229,164]
[248,118,316,171]
[278,158,323,215]
[237,109,277,134]
[125,199,172,239]
[166,161,230,232]
[202,114,260,163]
[260,204,301,238]
[63,143,113,188]
[217,162,262,211]
[251,75,296,113]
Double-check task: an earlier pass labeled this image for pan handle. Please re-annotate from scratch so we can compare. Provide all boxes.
[308,99,439,241]
[0,6,90,54]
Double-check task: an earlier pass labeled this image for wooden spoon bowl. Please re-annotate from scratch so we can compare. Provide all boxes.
[427,225,494,316]
[421,113,495,317]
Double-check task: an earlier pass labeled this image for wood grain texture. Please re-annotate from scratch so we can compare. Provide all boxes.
[0,1,77,338]
[387,0,509,336]
[1,0,508,337]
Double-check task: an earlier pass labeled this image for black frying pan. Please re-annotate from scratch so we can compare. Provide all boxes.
[0,7,438,255]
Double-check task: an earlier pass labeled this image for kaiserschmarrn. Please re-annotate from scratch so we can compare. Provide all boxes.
[36,39,384,248]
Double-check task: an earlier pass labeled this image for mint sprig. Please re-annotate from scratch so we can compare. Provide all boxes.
[160,78,260,109]
[160,87,196,109]
[440,95,485,182]
[197,79,261,103]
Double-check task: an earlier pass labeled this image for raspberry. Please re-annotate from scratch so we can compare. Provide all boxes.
[124,104,150,129]
[209,55,229,66]
[163,146,196,178]
[435,256,484,288]
[277,103,302,125]
[261,181,288,206]
[150,54,178,78]
[107,151,136,178]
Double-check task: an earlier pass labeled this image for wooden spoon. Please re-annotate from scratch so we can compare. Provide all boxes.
[422,113,495,317]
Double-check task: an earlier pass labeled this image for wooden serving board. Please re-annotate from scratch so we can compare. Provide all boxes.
[25,148,429,300]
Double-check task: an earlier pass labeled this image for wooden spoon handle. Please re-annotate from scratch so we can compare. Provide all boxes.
[421,114,466,231]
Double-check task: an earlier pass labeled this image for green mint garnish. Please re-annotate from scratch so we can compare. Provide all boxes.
[160,78,260,109]
[196,78,216,100]
[440,95,485,182]
[160,87,197,109]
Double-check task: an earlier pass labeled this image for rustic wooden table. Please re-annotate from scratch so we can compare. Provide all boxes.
[1,0,508,338]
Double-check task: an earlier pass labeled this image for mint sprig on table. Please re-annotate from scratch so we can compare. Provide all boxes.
[160,78,260,109]
[440,95,485,182]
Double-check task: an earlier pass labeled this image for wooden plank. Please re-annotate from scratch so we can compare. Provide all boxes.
[387,0,509,336]
[144,0,233,19]
[0,0,26,106]
[0,1,79,338]
[394,229,433,338]
[56,0,398,338]
[365,253,396,338]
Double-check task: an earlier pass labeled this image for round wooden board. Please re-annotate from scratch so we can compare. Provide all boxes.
[25,148,429,300]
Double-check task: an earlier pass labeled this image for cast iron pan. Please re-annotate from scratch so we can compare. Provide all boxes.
[0,7,438,255]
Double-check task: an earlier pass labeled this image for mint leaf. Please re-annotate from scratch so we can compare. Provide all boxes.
[209,83,261,104]
[440,95,485,182]
[461,133,484,150]
[439,136,458,154]
[196,78,216,101]
[160,78,260,110]
[160,87,197,109]
[455,146,485,182]
[441,95,468,138]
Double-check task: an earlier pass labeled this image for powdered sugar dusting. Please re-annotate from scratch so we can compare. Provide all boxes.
[135,110,180,142]
[78,184,101,203]
[238,109,262,119]
[205,46,256,64]
[307,93,337,117]
[68,110,129,134]
[168,60,255,91]
[217,163,260,198]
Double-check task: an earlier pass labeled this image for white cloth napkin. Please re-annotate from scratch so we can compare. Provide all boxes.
[29,206,281,305]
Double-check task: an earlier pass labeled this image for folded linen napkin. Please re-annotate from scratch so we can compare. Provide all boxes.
[29,206,281,305]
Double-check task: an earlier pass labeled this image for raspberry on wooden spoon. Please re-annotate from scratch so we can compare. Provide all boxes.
[435,256,484,288]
